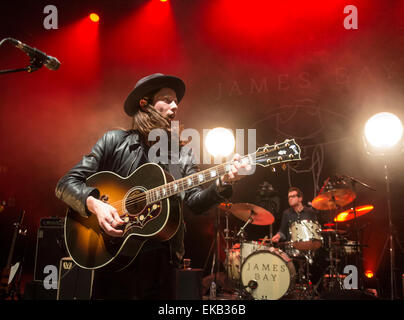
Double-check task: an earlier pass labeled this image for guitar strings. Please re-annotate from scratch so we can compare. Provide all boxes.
[107,151,277,214]
[105,148,282,214]
[110,150,281,212]
[107,152,260,209]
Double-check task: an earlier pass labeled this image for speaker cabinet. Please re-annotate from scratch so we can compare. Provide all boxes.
[34,217,66,281]
[57,257,94,300]
[173,269,203,300]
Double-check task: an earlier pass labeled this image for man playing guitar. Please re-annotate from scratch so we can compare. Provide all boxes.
[55,73,250,299]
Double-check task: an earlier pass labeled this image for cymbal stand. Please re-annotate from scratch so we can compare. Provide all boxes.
[223,206,232,288]
[315,198,344,294]
[349,179,363,291]
[236,211,254,238]
[331,197,344,290]
[213,205,222,297]
[313,233,343,295]
[295,251,316,299]
[235,211,254,299]
[206,205,225,299]
[343,174,376,292]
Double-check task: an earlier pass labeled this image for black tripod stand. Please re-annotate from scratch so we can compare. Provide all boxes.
[375,163,402,299]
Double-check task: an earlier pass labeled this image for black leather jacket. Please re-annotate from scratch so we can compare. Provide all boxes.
[55,129,232,266]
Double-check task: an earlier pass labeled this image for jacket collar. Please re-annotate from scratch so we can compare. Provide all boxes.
[129,130,142,150]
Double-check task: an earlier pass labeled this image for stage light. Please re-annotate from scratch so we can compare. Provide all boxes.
[160,0,168,2]
[364,112,403,154]
[363,112,403,299]
[365,270,374,279]
[205,127,235,158]
[89,13,100,23]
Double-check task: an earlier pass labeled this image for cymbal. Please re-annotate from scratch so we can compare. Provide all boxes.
[312,176,356,210]
[334,205,374,222]
[218,202,275,225]
[312,189,356,210]
[324,223,336,227]
[321,228,347,235]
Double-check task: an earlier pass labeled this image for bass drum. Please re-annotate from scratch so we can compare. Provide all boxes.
[240,248,296,300]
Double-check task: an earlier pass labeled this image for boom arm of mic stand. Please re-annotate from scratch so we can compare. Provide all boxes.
[342,174,376,191]
[0,38,42,75]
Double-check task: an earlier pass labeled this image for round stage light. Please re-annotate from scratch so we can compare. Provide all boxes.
[205,127,235,158]
[364,112,403,150]
[89,13,100,23]
[365,270,374,279]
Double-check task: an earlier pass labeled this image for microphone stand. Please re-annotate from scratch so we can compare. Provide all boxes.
[350,179,362,290]
[342,174,376,292]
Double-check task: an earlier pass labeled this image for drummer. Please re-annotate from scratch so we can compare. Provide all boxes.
[271,187,318,243]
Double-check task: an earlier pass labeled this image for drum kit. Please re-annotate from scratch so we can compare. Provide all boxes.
[215,175,375,300]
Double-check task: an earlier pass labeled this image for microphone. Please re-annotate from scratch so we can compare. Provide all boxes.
[8,38,60,71]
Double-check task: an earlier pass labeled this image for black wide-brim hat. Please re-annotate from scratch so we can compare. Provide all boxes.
[124,73,185,116]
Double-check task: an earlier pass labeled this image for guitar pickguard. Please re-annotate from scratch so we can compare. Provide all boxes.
[122,202,162,234]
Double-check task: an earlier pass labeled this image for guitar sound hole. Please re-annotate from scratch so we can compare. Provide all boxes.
[125,189,147,215]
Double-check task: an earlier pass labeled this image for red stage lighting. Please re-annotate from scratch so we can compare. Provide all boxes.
[89,13,100,23]
[365,270,374,279]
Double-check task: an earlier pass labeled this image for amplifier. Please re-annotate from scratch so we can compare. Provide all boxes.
[34,217,67,281]
[57,257,94,300]
[173,269,203,300]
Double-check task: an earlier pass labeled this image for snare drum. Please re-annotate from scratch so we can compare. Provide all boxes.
[289,220,323,251]
[284,242,305,260]
[240,247,296,300]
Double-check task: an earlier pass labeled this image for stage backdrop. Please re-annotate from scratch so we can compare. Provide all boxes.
[1,0,403,297]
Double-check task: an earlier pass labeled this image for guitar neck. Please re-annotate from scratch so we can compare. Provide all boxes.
[146,154,253,204]
[145,139,301,204]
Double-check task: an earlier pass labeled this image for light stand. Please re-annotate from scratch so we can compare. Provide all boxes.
[363,112,403,299]
[383,161,396,300]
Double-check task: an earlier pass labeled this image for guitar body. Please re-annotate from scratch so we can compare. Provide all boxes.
[64,163,182,271]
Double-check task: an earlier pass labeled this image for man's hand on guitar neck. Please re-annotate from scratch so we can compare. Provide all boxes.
[86,196,125,237]
[216,153,252,190]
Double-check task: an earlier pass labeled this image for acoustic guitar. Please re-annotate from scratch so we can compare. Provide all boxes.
[64,139,301,271]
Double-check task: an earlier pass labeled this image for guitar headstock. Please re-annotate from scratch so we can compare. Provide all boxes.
[254,139,301,167]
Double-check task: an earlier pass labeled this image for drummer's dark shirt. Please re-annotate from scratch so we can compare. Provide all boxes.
[278,206,318,241]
